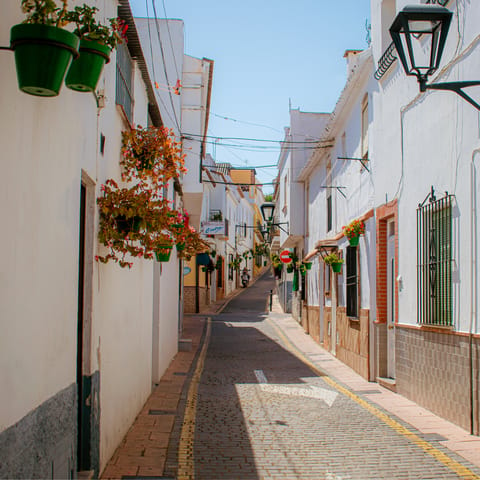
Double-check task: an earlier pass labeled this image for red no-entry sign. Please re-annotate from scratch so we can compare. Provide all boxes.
[279,250,292,264]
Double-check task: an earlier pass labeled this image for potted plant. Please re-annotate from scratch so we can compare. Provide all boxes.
[271,253,283,278]
[11,0,80,96]
[303,261,313,270]
[64,4,127,92]
[153,233,174,262]
[323,252,344,273]
[342,219,365,246]
[121,126,187,186]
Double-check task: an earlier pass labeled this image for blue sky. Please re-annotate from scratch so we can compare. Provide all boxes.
[130,1,371,193]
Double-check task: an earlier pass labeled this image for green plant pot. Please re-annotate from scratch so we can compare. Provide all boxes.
[65,39,111,92]
[331,262,343,273]
[176,242,185,252]
[155,245,173,262]
[10,24,79,97]
[286,265,294,273]
[292,270,299,291]
[348,235,360,246]
[304,262,312,270]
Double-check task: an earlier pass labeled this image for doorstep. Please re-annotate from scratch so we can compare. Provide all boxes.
[376,376,397,392]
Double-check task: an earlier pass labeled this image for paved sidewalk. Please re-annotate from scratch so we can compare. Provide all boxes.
[101,283,480,479]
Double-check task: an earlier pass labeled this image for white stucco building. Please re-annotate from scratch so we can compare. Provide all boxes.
[0,2,212,478]
[370,0,480,434]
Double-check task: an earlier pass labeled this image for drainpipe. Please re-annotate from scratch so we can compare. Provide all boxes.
[470,148,480,435]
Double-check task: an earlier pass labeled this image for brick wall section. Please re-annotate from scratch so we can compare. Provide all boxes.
[376,200,398,325]
[336,307,370,379]
[304,305,320,343]
[397,326,480,434]
[183,286,210,314]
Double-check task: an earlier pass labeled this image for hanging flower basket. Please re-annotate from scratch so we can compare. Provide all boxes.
[343,219,365,246]
[348,235,360,246]
[155,245,173,262]
[304,262,312,270]
[331,262,343,273]
[65,39,111,92]
[286,264,294,273]
[323,252,344,273]
[176,242,185,252]
[115,215,142,234]
[10,23,79,97]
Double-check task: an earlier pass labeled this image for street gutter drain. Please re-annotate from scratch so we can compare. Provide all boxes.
[148,410,175,415]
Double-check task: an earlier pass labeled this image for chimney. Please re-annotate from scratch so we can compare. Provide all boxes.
[344,49,363,77]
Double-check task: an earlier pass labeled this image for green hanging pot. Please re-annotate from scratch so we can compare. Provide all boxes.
[176,242,186,252]
[10,24,79,97]
[304,262,312,270]
[331,262,343,273]
[155,245,173,262]
[292,270,299,291]
[348,235,360,246]
[65,39,111,92]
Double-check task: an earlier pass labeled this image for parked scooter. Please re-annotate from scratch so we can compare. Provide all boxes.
[241,268,250,288]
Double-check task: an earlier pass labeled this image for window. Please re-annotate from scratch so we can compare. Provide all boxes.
[361,94,369,160]
[346,246,359,318]
[326,192,332,233]
[116,42,134,122]
[417,193,453,326]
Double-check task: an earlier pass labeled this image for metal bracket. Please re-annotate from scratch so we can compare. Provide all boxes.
[317,245,338,260]
[420,80,480,110]
[337,157,370,172]
[320,186,347,199]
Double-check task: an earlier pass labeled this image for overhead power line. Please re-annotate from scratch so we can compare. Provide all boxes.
[183,133,324,144]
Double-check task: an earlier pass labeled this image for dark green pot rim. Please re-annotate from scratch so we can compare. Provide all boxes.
[11,23,79,58]
[78,38,111,63]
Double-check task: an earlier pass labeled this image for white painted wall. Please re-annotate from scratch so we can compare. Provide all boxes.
[371,0,480,333]
[0,2,185,473]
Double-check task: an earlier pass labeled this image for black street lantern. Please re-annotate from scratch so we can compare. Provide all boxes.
[389,4,480,109]
[260,203,275,223]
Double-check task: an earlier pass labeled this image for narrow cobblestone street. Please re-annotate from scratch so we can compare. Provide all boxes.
[103,270,480,480]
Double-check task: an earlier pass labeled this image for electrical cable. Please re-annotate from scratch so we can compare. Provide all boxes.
[183,133,324,144]
[211,112,284,133]
[161,0,180,81]
[145,0,178,129]
[151,0,181,132]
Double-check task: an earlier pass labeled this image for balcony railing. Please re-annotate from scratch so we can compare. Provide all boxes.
[374,41,397,81]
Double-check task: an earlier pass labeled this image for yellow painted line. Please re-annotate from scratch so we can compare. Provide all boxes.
[177,318,212,480]
[268,318,480,480]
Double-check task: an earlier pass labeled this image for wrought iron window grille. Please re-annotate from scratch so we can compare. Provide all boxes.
[417,187,455,327]
[346,246,359,318]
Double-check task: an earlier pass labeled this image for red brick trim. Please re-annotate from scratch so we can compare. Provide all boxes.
[376,200,398,325]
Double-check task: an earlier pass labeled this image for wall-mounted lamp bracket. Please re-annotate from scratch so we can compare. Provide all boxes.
[420,80,480,111]
[320,186,347,199]
[337,156,371,172]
